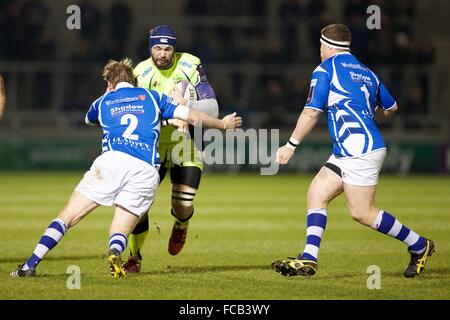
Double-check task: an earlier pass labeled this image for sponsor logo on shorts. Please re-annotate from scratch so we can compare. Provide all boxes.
[110,137,151,150]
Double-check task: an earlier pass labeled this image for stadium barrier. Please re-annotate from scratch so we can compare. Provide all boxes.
[0,137,447,174]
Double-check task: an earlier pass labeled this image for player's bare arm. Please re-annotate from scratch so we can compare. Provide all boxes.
[375,104,398,123]
[170,85,228,129]
[0,75,6,120]
[184,109,241,130]
[166,118,189,133]
[276,108,321,165]
[190,98,219,118]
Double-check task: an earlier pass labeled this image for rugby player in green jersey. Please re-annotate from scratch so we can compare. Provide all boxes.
[124,25,219,273]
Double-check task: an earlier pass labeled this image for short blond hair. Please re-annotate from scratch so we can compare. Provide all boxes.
[102,58,135,87]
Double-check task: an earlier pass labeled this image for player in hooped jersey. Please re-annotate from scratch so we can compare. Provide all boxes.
[10,59,241,278]
[124,25,219,273]
[272,24,434,278]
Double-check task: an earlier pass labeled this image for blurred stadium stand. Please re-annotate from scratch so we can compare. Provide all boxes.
[0,0,449,173]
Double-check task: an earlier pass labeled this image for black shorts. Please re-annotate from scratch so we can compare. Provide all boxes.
[159,165,202,189]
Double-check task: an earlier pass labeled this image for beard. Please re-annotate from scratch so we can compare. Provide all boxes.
[152,56,173,69]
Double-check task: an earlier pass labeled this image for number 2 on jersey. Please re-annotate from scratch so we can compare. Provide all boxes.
[121,114,139,140]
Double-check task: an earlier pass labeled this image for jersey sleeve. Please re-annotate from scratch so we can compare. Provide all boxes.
[85,95,103,124]
[149,90,180,119]
[304,67,330,112]
[376,81,396,110]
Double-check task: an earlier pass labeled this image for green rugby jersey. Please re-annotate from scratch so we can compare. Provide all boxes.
[134,52,202,144]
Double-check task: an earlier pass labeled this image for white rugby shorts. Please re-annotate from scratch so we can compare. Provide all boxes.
[75,151,159,217]
[326,149,386,186]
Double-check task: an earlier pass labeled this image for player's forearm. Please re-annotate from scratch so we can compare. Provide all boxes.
[0,99,5,120]
[186,108,225,129]
[375,104,398,123]
[290,108,321,144]
[0,76,6,119]
[0,75,4,93]
[191,99,219,118]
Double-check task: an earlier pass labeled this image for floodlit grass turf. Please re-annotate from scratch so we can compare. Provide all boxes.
[0,172,449,299]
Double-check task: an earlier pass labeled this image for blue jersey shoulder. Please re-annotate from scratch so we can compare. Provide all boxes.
[86,94,106,124]
[304,62,332,111]
[304,53,396,157]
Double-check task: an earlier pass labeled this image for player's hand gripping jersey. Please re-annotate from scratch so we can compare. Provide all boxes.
[85,82,181,166]
[305,52,396,157]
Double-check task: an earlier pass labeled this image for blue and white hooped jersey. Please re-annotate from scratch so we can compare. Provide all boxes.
[305,52,396,157]
[86,82,180,166]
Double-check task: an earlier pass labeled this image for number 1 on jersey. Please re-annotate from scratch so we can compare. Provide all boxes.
[121,114,139,140]
[360,84,373,116]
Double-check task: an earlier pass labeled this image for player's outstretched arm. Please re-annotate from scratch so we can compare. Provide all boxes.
[191,99,219,118]
[276,108,321,165]
[167,89,241,130]
[185,109,242,130]
[291,108,321,141]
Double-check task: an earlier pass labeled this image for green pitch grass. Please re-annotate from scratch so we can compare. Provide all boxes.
[0,172,449,300]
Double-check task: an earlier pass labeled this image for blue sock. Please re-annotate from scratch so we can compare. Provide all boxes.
[371,210,427,254]
[23,218,67,270]
[301,208,327,261]
[109,233,128,254]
